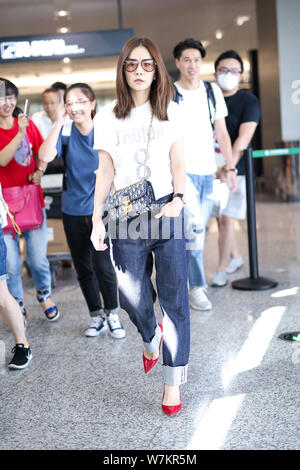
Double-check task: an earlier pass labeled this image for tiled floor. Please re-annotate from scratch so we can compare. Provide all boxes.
[0,197,299,450]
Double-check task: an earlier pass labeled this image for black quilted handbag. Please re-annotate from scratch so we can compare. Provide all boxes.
[108,111,155,222]
[108,179,155,222]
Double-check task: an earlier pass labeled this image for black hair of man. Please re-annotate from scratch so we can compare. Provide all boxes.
[173,38,206,60]
[214,50,244,73]
[51,81,67,91]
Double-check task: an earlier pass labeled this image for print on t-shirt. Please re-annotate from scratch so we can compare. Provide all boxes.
[116,124,166,180]
[134,148,151,179]
[14,136,32,167]
[115,124,165,147]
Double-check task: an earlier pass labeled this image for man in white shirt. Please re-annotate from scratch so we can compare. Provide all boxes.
[32,88,61,139]
[173,38,237,311]
[32,87,66,178]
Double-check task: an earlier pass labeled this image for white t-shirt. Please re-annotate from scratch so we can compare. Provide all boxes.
[93,100,183,200]
[175,81,228,175]
[0,184,8,228]
[31,110,54,139]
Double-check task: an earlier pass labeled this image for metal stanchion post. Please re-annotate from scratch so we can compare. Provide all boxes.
[232,148,277,290]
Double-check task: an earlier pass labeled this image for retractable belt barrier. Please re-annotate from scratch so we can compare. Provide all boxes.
[231,146,300,291]
[252,147,300,158]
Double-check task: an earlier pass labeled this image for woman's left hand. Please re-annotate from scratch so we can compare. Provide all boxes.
[155,197,184,219]
[28,170,42,185]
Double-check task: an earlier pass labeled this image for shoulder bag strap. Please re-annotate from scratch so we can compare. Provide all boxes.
[173,84,183,104]
[142,110,154,180]
[204,81,216,130]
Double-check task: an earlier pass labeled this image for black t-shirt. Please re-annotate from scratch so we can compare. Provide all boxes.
[224,89,260,175]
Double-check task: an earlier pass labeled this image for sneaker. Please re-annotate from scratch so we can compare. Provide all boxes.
[189,287,212,311]
[226,256,244,274]
[211,270,227,287]
[85,315,108,337]
[106,311,126,339]
[8,344,32,370]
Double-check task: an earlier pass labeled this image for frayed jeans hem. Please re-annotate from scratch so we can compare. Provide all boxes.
[163,365,188,386]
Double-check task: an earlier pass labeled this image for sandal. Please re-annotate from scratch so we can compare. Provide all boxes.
[37,294,60,322]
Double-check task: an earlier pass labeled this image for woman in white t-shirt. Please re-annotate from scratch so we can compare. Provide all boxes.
[92,37,190,416]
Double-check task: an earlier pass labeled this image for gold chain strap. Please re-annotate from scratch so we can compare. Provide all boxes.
[142,109,154,180]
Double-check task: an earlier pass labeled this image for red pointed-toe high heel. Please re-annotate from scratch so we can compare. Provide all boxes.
[143,323,163,374]
[161,386,181,416]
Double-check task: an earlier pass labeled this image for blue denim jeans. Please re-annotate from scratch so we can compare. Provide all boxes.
[184,173,215,288]
[111,196,190,386]
[4,209,51,307]
[0,225,8,282]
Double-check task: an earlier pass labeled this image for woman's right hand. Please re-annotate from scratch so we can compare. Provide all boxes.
[90,217,108,251]
[55,104,67,124]
[17,114,29,137]
[55,104,67,125]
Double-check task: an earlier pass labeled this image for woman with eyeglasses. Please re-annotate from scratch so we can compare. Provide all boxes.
[91,37,190,416]
[39,83,125,340]
[0,78,60,323]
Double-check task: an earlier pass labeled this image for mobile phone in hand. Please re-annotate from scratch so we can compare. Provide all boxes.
[24,99,30,117]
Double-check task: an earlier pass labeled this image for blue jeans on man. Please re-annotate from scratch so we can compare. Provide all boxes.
[185,173,215,288]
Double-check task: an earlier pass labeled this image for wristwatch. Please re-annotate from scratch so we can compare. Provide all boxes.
[37,166,45,174]
[221,166,237,176]
[172,193,185,204]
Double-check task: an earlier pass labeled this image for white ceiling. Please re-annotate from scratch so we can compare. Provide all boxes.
[0,0,257,94]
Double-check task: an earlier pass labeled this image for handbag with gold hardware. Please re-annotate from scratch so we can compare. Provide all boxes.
[0,184,22,236]
[108,111,156,222]
[2,184,42,236]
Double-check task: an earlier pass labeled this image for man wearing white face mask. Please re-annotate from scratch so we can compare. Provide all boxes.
[211,50,260,287]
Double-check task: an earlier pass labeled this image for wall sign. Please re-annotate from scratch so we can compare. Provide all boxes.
[0,29,134,63]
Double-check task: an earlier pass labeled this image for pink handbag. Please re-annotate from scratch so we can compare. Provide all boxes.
[2,184,43,235]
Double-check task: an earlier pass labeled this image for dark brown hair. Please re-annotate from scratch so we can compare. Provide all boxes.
[0,78,22,117]
[64,83,97,119]
[114,37,174,121]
